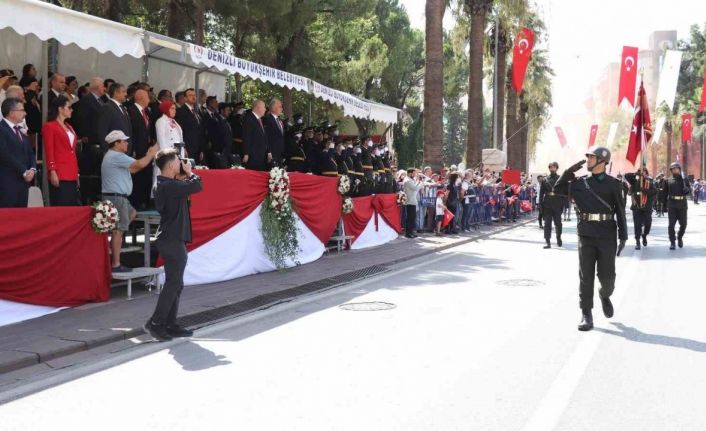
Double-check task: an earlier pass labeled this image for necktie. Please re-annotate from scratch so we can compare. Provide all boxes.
[142,108,149,128]
[258,117,264,131]
[120,105,128,118]
[277,118,283,133]
[14,125,23,142]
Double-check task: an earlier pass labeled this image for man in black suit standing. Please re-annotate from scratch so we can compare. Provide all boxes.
[0,98,36,208]
[72,77,106,202]
[242,100,271,171]
[96,82,132,153]
[205,98,233,169]
[263,98,285,167]
[46,73,66,106]
[175,88,205,164]
[127,89,155,209]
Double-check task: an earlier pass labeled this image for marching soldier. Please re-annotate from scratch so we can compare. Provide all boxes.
[662,162,691,250]
[539,162,569,248]
[655,173,666,217]
[555,147,627,331]
[624,167,657,249]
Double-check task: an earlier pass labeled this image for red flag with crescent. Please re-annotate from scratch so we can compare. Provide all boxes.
[555,126,567,148]
[626,81,652,165]
[682,113,693,144]
[588,124,598,148]
[699,65,706,112]
[511,27,535,94]
[618,46,639,108]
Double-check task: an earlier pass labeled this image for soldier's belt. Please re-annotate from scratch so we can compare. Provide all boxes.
[384,168,391,172]
[289,157,305,161]
[321,171,339,176]
[353,172,364,176]
[670,196,686,200]
[362,165,374,169]
[579,213,613,222]
[548,192,566,197]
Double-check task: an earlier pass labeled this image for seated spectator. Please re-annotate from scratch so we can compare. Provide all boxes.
[0,97,36,208]
[43,96,80,206]
[101,130,158,272]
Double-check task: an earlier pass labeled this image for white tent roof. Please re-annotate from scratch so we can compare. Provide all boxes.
[0,0,145,59]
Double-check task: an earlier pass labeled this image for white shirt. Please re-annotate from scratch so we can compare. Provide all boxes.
[66,129,76,148]
[155,114,184,152]
[436,196,445,216]
[109,97,124,110]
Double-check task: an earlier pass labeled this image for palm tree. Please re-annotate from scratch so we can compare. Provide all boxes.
[465,0,493,168]
[505,65,519,167]
[424,0,446,170]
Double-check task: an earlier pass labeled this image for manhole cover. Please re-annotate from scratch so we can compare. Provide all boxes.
[496,279,544,287]
[339,301,396,311]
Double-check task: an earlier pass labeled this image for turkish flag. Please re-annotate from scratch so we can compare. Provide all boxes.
[682,113,693,144]
[626,81,652,165]
[618,46,639,108]
[502,169,521,186]
[511,27,535,94]
[699,67,706,112]
[555,126,567,148]
[588,124,598,148]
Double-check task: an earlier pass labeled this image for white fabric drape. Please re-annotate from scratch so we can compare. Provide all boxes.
[350,217,399,250]
[0,299,64,328]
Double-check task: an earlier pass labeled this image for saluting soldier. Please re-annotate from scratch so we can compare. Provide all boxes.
[334,142,349,177]
[284,126,308,173]
[350,141,365,196]
[319,139,339,178]
[381,144,393,193]
[555,147,627,331]
[624,167,657,249]
[360,136,374,195]
[662,162,691,250]
[539,162,569,248]
[373,145,386,193]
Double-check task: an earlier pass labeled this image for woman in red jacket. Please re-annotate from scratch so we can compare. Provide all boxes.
[43,95,80,205]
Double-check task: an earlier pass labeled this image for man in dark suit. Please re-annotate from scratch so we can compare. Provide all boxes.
[96,82,132,153]
[127,89,155,209]
[0,98,36,208]
[46,73,66,106]
[263,98,285,167]
[205,99,233,169]
[101,79,115,104]
[228,101,245,159]
[72,77,106,203]
[241,100,271,171]
[175,88,205,164]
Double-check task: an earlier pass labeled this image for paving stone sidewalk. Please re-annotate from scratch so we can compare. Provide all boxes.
[0,217,535,378]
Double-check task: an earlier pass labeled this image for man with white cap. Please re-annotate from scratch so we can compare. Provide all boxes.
[101,130,158,273]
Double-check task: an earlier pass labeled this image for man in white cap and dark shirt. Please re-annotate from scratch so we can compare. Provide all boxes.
[101,130,158,273]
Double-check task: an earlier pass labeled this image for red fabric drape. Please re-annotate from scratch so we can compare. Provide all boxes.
[0,207,110,306]
[372,194,402,234]
[289,173,341,243]
[343,194,401,243]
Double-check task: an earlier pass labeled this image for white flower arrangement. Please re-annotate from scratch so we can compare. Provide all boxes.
[261,167,300,269]
[268,167,292,215]
[91,200,119,233]
[341,196,354,214]
[396,190,407,205]
[337,175,351,195]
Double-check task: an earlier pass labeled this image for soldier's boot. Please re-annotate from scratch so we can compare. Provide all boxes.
[600,296,614,318]
[642,234,647,246]
[678,237,684,248]
[635,238,641,250]
[543,239,551,249]
[669,241,676,250]
[556,236,563,247]
[578,310,593,331]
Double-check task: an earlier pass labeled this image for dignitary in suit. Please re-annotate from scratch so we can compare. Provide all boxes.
[0,98,36,207]
[96,83,132,152]
[242,100,271,171]
[42,96,80,206]
[175,88,205,164]
[46,73,66,106]
[72,78,107,202]
[263,98,285,167]
[126,89,155,209]
[205,99,233,169]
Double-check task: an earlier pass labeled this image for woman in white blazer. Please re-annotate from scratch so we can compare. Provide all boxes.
[153,100,184,190]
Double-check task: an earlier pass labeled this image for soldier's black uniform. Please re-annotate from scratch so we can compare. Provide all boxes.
[662,163,691,249]
[624,170,657,249]
[334,151,349,177]
[360,145,374,196]
[319,148,339,178]
[539,169,569,247]
[655,176,667,217]
[373,153,386,194]
[284,138,308,173]
[350,150,365,196]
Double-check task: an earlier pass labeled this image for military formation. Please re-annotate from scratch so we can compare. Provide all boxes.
[539,148,693,332]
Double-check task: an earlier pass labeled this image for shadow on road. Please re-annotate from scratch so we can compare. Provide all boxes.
[168,341,232,371]
[596,322,706,353]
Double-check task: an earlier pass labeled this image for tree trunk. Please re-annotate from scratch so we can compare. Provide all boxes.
[518,95,529,172]
[665,120,672,167]
[166,0,182,39]
[282,87,293,119]
[423,0,445,171]
[649,143,658,177]
[494,24,507,152]
[504,66,518,169]
[194,0,205,46]
[466,0,492,168]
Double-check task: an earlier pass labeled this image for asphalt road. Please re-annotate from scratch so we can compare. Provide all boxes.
[2,204,706,431]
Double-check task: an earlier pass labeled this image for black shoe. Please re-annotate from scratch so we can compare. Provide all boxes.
[635,241,641,250]
[112,265,132,273]
[405,234,414,239]
[600,297,614,318]
[543,242,551,249]
[578,310,593,331]
[670,242,676,250]
[143,320,173,342]
[678,238,683,248]
[166,324,193,338]
[411,234,418,238]
[642,235,647,246]
[557,238,563,247]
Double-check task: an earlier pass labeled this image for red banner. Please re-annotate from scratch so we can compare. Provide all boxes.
[511,27,535,94]
[501,169,521,185]
[555,126,567,148]
[626,81,652,165]
[588,124,598,148]
[682,113,693,144]
[699,65,706,112]
[618,46,639,108]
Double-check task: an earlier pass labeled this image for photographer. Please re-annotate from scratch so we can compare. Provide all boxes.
[144,148,202,342]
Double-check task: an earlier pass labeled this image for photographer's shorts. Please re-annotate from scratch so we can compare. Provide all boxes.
[104,195,134,232]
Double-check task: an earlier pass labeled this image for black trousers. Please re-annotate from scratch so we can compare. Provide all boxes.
[405,204,417,236]
[578,235,617,310]
[538,206,543,227]
[667,207,687,242]
[632,209,652,240]
[542,207,562,242]
[49,181,80,206]
[151,239,188,326]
